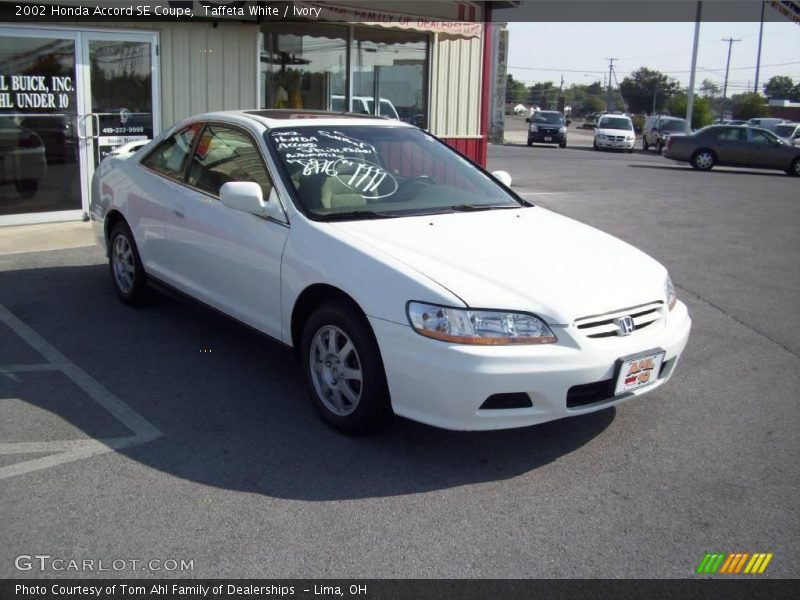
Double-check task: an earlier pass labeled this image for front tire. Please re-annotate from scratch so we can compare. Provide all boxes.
[593,139,599,150]
[690,149,716,171]
[656,141,664,155]
[527,138,533,147]
[301,302,392,435]
[788,157,800,177]
[559,140,567,148]
[109,222,150,306]
[642,137,649,151]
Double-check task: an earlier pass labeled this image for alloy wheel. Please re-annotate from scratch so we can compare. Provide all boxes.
[112,234,135,294]
[309,325,363,416]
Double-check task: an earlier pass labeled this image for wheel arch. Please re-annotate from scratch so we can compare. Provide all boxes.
[104,210,127,249]
[290,283,371,359]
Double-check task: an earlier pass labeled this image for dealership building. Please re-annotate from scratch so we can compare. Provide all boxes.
[0,0,508,226]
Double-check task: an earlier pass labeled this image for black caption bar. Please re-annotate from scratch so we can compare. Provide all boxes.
[1,580,798,600]
[1,0,797,23]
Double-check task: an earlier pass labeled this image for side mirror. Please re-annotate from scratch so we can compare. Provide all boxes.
[220,181,265,214]
[492,170,512,187]
[565,119,571,126]
[525,117,531,123]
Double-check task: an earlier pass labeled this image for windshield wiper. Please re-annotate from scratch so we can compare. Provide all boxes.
[448,204,520,212]
[320,210,396,221]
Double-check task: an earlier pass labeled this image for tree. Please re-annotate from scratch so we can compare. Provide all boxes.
[763,75,794,100]
[526,81,555,107]
[699,79,720,99]
[666,94,714,129]
[582,95,606,114]
[730,92,767,120]
[505,74,528,105]
[619,67,681,114]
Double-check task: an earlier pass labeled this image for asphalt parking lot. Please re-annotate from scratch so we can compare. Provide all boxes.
[1,137,798,579]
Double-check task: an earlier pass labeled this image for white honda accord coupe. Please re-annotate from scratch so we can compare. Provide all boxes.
[90,110,691,434]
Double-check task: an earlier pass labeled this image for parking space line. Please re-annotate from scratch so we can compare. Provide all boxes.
[0,303,162,480]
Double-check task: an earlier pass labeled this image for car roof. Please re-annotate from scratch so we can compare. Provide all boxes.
[179,109,414,131]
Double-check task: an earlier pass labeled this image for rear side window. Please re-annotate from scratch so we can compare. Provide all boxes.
[141,124,201,180]
[187,124,273,198]
[715,128,746,142]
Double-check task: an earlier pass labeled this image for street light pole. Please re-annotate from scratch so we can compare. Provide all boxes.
[720,37,741,121]
[754,1,765,93]
[685,1,703,132]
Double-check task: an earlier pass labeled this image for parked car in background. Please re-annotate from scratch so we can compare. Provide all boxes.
[91,109,691,434]
[643,115,688,154]
[745,117,786,132]
[593,114,636,152]
[0,116,47,197]
[331,95,400,120]
[526,110,568,148]
[582,112,601,128]
[721,119,747,126]
[664,124,800,176]
[774,123,800,147]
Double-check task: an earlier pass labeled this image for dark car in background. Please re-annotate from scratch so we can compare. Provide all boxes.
[20,114,78,164]
[526,110,567,148]
[664,124,800,176]
[643,115,688,154]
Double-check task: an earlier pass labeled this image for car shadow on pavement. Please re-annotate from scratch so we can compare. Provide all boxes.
[0,261,615,501]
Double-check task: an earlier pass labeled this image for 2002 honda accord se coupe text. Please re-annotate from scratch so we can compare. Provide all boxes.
[90,110,691,435]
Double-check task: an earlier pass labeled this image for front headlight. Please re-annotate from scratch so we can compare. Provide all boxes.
[529,125,538,132]
[407,302,557,345]
[559,126,566,134]
[665,276,677,310]
[597,134,606,139]
[625,135,634,141]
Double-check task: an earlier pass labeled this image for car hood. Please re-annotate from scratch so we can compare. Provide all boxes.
[330,207,667,324]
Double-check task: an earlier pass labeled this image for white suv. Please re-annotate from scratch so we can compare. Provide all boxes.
[594,114,636,152]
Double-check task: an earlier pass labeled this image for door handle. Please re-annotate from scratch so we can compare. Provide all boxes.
[173,208,185,219]
[90,113,100,139]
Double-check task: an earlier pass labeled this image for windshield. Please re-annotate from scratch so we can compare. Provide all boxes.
[532,112,564,124]
[774,125,797,137]
[660,120,686,132]
[268,126,521,220]
[599,117,633,130]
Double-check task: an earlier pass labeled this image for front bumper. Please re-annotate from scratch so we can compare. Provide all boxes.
[528,131,566,144]
[369,301,691,431]
[596,137,635,150]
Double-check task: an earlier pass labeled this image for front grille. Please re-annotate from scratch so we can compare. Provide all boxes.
[575,302,664,339]
[566,378,615,408]
[566,358,674,409]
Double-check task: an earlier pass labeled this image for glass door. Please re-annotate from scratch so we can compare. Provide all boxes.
[79,31,159,210]
[0,27,158,225]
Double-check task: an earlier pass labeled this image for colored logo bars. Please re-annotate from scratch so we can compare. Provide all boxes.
[696,552,774,574]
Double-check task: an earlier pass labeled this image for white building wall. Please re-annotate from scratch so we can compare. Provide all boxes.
[429,31,483,138]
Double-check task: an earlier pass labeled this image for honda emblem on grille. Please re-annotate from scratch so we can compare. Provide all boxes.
[614,316,635,336]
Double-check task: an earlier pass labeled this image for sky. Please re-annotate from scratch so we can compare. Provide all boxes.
[506,19,800,95]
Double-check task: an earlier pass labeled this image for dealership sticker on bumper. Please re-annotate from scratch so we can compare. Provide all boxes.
[614,350,665,395]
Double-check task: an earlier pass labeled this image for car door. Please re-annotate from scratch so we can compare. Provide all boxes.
[745,128,790,169]
[134,123,203,277]
[162,122,289,340]
[711,127,747,166]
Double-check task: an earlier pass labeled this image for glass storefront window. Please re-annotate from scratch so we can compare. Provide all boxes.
[0,35,79,216]
[352,28,427,128]
[261,23,347,113]
[260,24,428,129]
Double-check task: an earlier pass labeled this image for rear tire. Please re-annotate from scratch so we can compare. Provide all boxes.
[656,141,664,155]
[690,149,716,171]
[109,222,151,306]
[301,302,392,435]
[642,137,649,151]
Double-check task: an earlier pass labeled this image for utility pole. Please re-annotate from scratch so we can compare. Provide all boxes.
[605,58,617,111]
[686,2,703,131]
[754,1,765,93]
[720,37,741,121]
